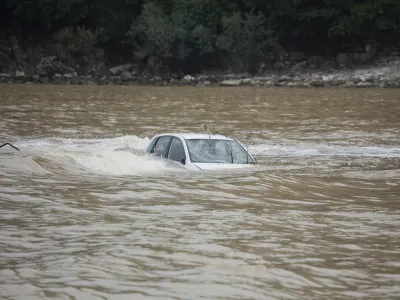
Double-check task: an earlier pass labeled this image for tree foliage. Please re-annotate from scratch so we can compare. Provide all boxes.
[216,11,279,72]
[3,0,400,73]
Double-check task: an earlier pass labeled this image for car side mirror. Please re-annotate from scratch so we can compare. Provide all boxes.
[181,158,186,165]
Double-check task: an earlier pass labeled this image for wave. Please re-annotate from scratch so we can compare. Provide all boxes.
[1,135,399,177]
[1,135,185,177]
[250,142,400,158]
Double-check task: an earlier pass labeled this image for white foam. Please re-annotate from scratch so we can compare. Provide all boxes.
[4,135,400,176]
[250,143,400,158]
[11,135,184,176]
[17,135,151,152]
[62,149,176,176]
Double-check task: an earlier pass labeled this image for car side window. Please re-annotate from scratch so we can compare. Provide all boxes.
[151,136,171,158]
[168,137,186,163]
[230,141,249,163]
[146,139,158,154]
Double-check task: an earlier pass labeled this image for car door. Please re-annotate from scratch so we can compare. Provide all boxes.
[167,137,186,164]
[150,136,172,158]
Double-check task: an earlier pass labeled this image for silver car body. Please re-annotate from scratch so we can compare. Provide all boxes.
[143,133,257,171]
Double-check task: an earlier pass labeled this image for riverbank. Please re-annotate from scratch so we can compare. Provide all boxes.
[1,40,399,88]
[2,70,399,88]
[2,60,400,88]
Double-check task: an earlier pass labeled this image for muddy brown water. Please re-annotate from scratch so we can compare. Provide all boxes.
[0,84,399,300]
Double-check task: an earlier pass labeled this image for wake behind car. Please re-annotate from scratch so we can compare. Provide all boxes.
[144,132,257,170]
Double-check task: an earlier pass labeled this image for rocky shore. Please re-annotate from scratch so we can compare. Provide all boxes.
[2,65,400,88]
[1,37,399,88]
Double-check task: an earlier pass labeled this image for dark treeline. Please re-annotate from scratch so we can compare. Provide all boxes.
[2,0,400,74]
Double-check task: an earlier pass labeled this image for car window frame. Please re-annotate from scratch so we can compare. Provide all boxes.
[184,138,256,164]
[167,137,187,164]
[150,136,172,158]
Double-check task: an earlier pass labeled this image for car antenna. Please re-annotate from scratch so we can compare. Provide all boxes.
[0,142,20,151]
[204,124,211,138]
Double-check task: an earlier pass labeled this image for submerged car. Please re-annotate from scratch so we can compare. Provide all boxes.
[144,133,257,170]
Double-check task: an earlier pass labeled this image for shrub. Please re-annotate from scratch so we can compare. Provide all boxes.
[54,26,99,54]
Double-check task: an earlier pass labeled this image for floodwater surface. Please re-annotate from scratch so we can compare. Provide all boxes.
[0,84,399,300]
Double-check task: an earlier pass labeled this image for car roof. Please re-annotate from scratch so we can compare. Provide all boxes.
[153,132,234,140]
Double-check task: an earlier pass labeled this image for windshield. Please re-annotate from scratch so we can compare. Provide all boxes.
[185,139,255,164]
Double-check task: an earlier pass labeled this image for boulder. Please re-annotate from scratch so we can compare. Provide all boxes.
[337,53,351,67]
[35,56,56,76]
[309,79,325,87]
[182,74,194,81]
[63,72,77,78]
[356,82,372,88]
[220,79,242,86]
[121,71,132,78]
[289,52,305,62]
[35,56,74,77]
[291,61,308,72]
[15,70,25,77]
[108,64,134,76]
[279,75,291,82]
[359,53,372,64]
[273,61,284,70]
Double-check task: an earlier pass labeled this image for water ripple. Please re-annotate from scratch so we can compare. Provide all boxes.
[1,85,399,300]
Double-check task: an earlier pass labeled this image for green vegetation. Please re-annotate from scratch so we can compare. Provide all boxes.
[2,0,400,73]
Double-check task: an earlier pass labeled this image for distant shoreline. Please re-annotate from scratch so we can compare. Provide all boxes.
[1,72,399,89]
[1,57,399,88]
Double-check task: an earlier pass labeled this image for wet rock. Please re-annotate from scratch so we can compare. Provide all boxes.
[287,82,300,87]
[327,79,340,86]
[344,81,355,87]
[88,61,106,77]
[109,64,134,76]
[35,56,73,77]
[279,75,291,82]
[64,72,77,78]
[15,70,25,77]
[35,56,56,76]
[121,71,131,78]
[309,79,325,87]
[356,82,369,88]
[241,78,252,85]
[182,74,194,82]
[220,79,242,86]
[291,61,308,72]
[262,80,274,87]
[293,75,303,82]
